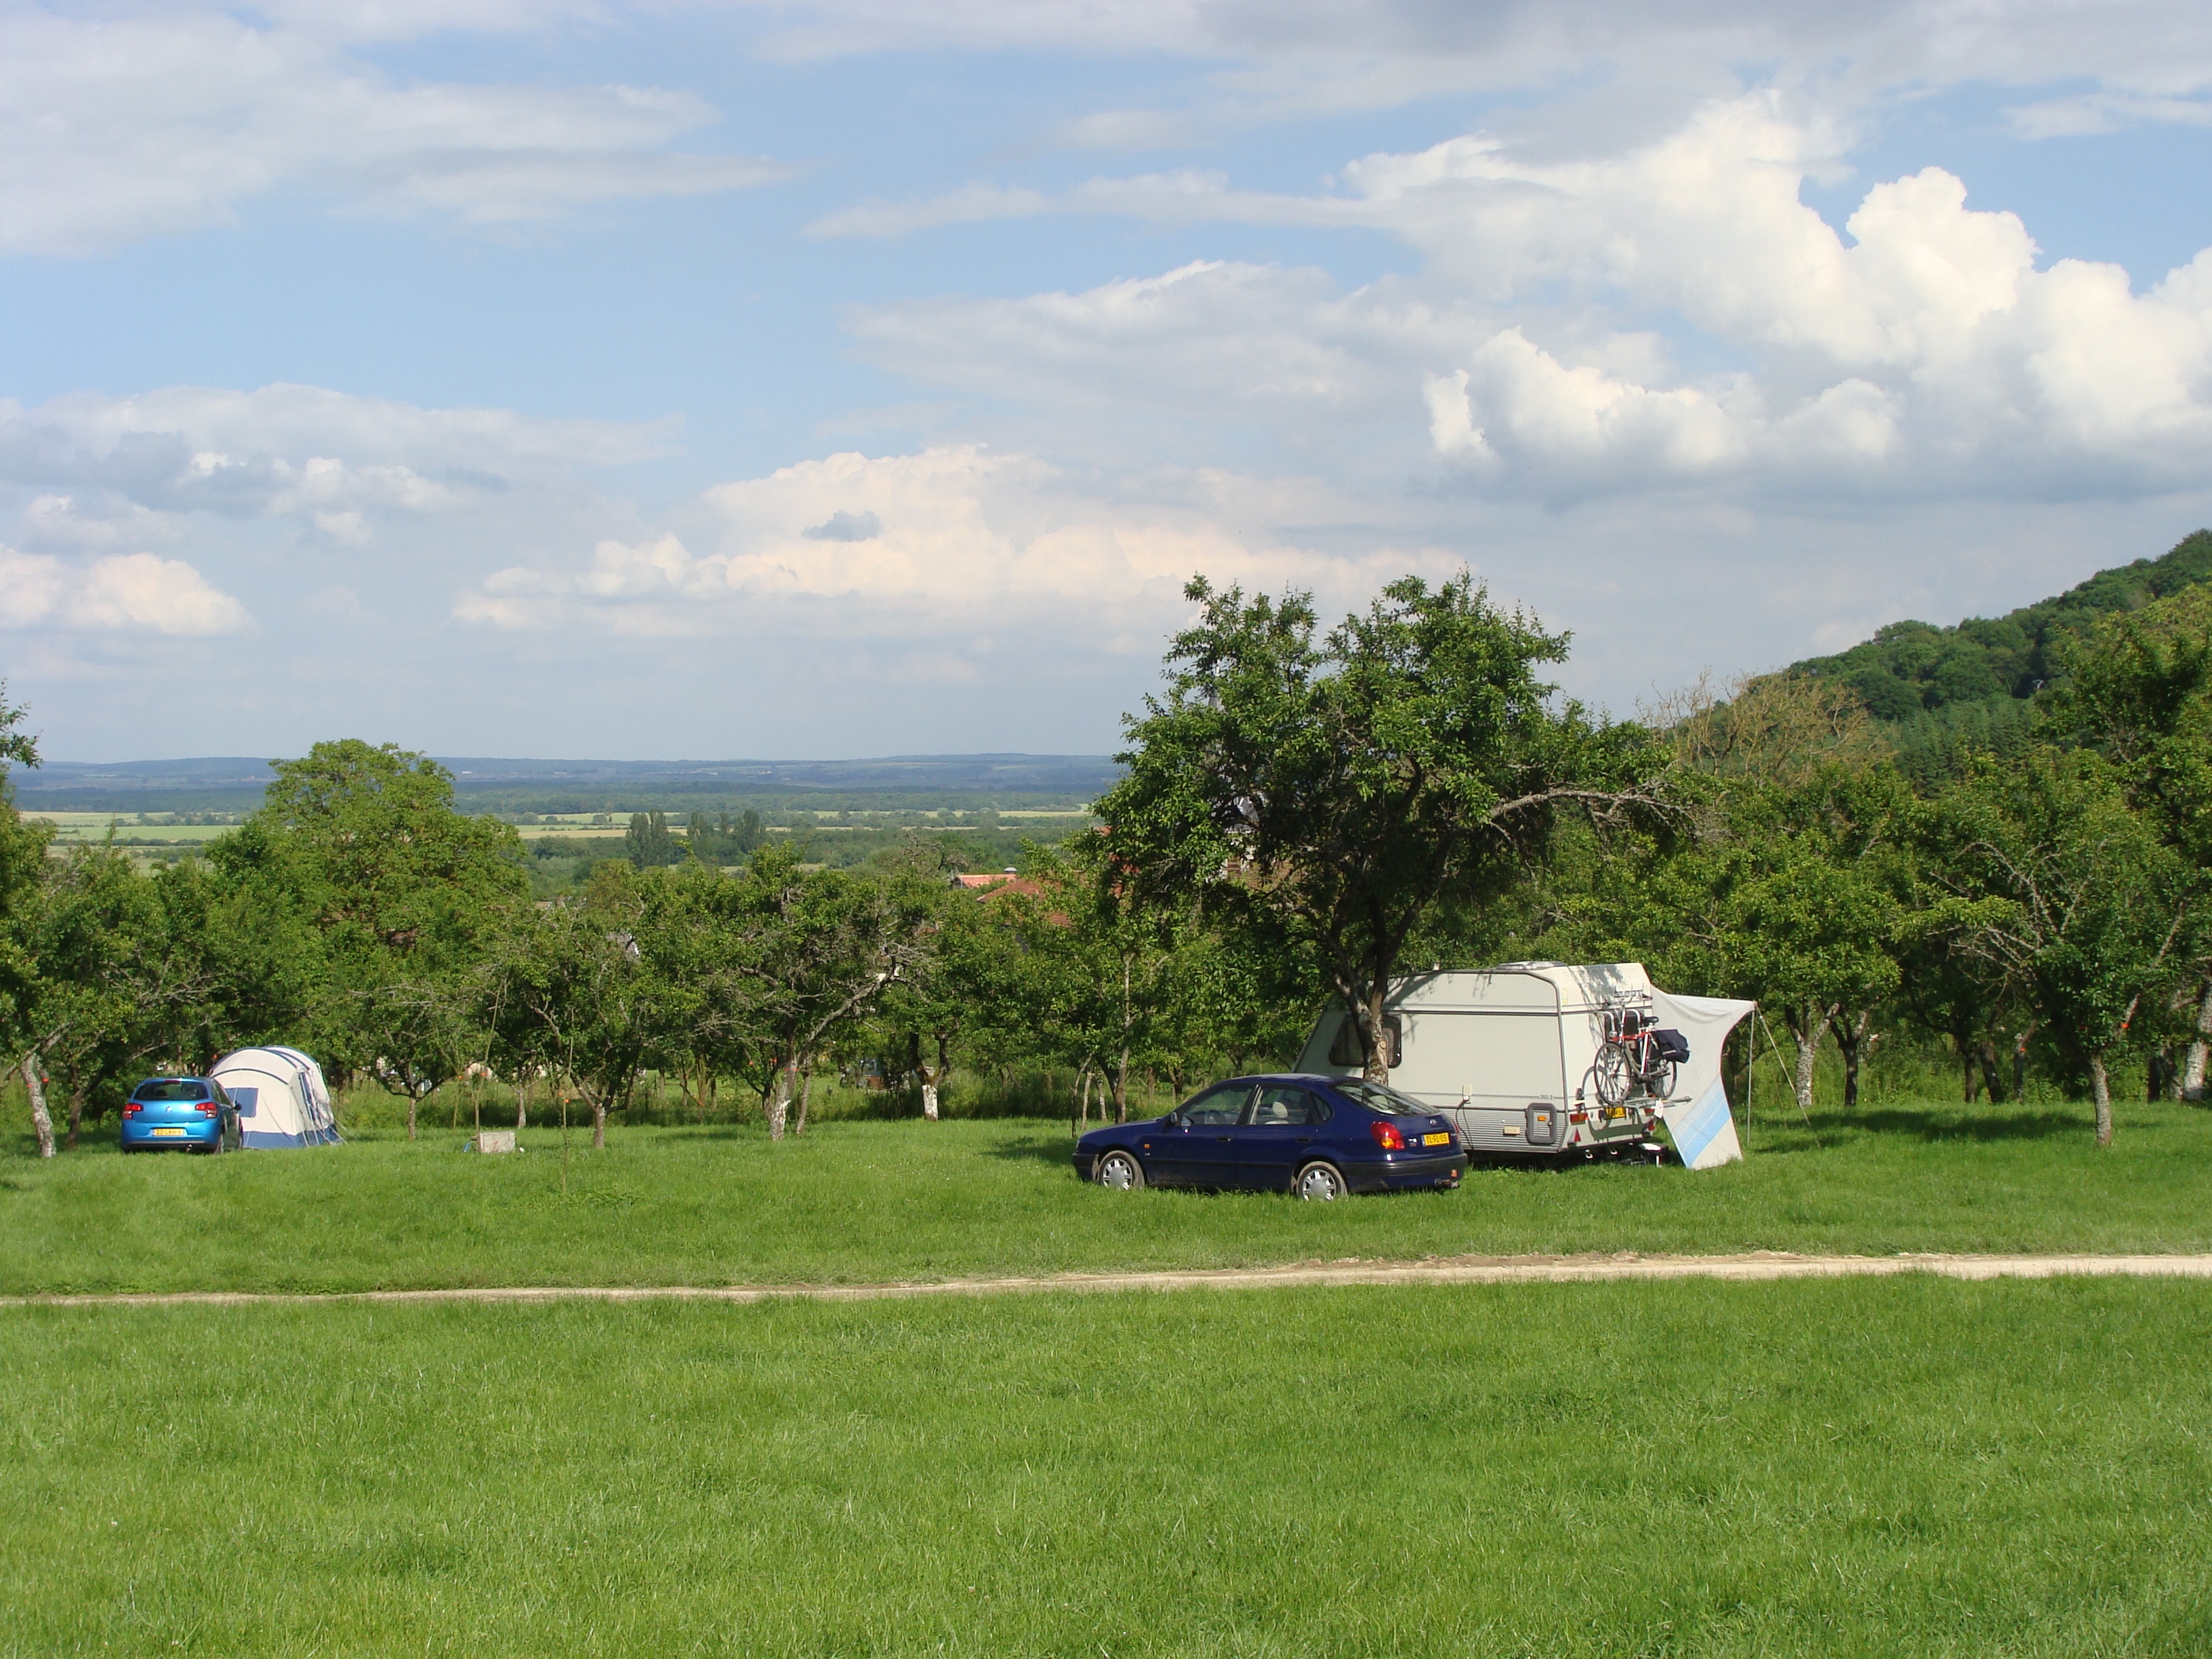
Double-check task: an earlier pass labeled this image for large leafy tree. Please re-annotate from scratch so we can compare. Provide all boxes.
[221,740,527,1126]
[1097,573,1670,1081]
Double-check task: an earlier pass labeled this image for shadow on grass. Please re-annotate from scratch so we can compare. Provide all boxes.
[1805,1106,2089,1143]
[980,1133,1080,1169]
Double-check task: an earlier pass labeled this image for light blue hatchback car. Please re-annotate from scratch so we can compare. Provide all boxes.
[120,1076,239,1154]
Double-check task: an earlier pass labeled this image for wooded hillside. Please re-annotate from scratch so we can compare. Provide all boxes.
[1793,529,2212,784]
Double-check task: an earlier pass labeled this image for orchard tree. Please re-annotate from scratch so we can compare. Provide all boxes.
[2048,588,2212,1094]
[725,846,936,1139]
[0,687,56,1154]
[1098,573,1671,1082]
[487,864,660,1149]
[1933,750,2200,1146]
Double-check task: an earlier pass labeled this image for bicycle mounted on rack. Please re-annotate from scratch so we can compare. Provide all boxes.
[1589,1004,1691,1111]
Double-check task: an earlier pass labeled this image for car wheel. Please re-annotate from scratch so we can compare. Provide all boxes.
[1293,1160,1347,1202]
[1096,1150,1145,1191]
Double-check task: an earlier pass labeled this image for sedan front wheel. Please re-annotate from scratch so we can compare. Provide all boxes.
[1096,1150,1145,1191]
[1293,1160,1347,1202]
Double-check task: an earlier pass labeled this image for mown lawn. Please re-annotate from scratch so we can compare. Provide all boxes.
[3,1277,2207,1656]
[1,1097,2209,1294]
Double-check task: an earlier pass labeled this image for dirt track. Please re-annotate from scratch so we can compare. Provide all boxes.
[8,1250,2212,1309]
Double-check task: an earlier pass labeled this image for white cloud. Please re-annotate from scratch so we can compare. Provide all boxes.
[846,98,2212,502]
[455,444,1454,635]
[0,9,783,255]
[0,546,253,636]
[0,384,676,526]
[851,259,1479,463]
[748,1,2212,140]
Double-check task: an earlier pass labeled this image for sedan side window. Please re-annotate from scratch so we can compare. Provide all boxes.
[1181,1084,1252,1125]
[1247,1086,1321,1126]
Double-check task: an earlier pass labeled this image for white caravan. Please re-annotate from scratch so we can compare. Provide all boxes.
[211,1046,341,1149]
[1293,963,1754,1170]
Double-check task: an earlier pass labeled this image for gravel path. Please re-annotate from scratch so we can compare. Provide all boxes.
[8,1251,2212,1309]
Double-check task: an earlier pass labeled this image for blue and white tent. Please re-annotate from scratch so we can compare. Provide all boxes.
[212,1046,341,1148]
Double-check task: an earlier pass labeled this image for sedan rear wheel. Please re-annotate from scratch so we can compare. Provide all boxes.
[1096,1150,1145,1191]
[1294,1160,1347,1202]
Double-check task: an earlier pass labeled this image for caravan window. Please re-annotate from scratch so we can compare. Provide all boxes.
[1328,1015,1401,1069]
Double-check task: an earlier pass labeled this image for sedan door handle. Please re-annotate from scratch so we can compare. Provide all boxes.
[1216,1134,1234,1142]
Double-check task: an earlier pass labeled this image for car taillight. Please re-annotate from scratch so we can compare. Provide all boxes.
[124,1101,143,1115]
[1369,1122,1406,1151]
[197,1101,218,1116]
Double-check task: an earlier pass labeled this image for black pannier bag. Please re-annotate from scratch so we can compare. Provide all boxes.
[1652,1028,1691,1065]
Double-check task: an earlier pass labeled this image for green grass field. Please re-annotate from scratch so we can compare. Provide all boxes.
[5,1277,2207,1656]
[4,1097,2211,1296]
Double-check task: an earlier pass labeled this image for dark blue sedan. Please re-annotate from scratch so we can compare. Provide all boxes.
[120,1076,239,1154]
[1073,1074,1465,1200]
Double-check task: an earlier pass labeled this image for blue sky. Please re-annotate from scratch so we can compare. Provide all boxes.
[3,1,2211,761]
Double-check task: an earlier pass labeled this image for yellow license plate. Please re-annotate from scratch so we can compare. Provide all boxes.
[150,1127,186,1137]
[1603,1107,1626,1121]
[1422,1132,1450,1146]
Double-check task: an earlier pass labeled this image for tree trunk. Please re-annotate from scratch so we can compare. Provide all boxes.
[1363,982,1391,1084]
[1828,1010,1870,1109]
[2090,1051,2114,1148]
[920,1076,939,1120]
[592,1093,607,1149]
[766,1061,792,1141]
[1976,1039,2006,1104]
[515,1073,529,1131]
[794,1069,814,1136]
[20,1052,55,1160]
[2184,983,2212,1102]
[407,1093,418,1142]
[1790,1004,1820,1113]
[1116,953,1133,1123]
[1961,1040,1978,1105]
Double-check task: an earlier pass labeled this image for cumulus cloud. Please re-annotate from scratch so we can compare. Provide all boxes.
[846,98,2212,502]
[1400,109,2212,497]
[455,445,1451,636]
[0,9,785,255]
[0,546,253,636]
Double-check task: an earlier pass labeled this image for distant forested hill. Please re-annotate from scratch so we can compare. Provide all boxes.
[1790,529,2212,785]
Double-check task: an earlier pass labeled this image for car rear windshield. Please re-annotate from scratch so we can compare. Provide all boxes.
[133,1079,209,1102]
[1330,1079,1433,1118]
